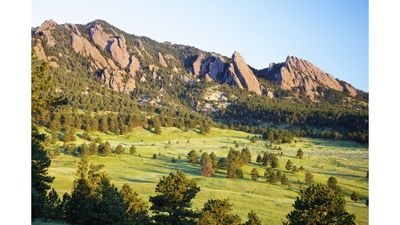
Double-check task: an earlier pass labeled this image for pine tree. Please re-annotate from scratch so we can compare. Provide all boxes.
[153,117,162,135]
[115,145,125,154]
[350,191,360,202]
[251,168,259,181]
[285,184,355,225]
[327,176,341,193]
[77,143,89,156]
[187,150,198,164]
[149,171,200,225]
[209,152,217,169]
[280,174,289,185]
[296,148,304,159]
[270,154,279,168]
[285,160,293,171]
[244,210,262,225]
[198,199,241,225]
[129,145,136,155]
[305,172,314,185]
[32,129,55,218]
[88,142,98,155]
[120,184,149,224]
[240,147,252,164]
[201,153,215,177]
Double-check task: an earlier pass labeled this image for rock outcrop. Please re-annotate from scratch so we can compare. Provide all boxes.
[108,34,130,68]
[258,56,356,99]
[224,52,262,95]
[89,24,111,50]
[32,39,47,61]
[158,52,168,67]
[128,55,140,77]
[34,20,56,47]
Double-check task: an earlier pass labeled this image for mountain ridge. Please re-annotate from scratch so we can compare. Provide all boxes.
[32,19,366,103]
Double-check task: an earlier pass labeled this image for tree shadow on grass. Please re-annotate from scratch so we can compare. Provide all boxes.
[118,177,155,184]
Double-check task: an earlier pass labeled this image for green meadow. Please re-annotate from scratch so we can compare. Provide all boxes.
[43,127,368,225]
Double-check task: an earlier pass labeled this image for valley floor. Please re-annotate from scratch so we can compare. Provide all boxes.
[43,127,368,225]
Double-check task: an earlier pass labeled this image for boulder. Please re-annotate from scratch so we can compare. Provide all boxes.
[226,51,262,95]
[108,34,130,68]
[35,20,56,47]
[158,52,168,67]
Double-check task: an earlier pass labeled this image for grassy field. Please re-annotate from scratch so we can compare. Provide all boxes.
[43,127,368,225]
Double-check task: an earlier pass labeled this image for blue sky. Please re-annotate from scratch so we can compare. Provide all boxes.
[32,0,368,91]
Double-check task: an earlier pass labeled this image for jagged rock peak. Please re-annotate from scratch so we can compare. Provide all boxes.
[230,51,262,95]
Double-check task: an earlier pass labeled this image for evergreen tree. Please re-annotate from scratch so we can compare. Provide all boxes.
[244,210,262,225]
[115,144,125,154]
[256,154,262,163]
[327,176,341,193]
[129,145,137,155]
[281,174,289,185]
[285,160,293,171]
[149,171,200,225]
[66,158,129,225]
[270,154,279,168]
[32,129,55,218]
[120,184,149,224]
[251,168,259,181]
[198,199,241,225]
[98,141,112,156]
[187,150,198,164]
[209,152,218,169]
[296,148,304,159]
[285,184,356,225]
[305,172,314,185]
[240,147,252,164]
[153,117,162,135]
[88,142,98,155]
[201,153,215,177]
[350,191,360,202]
[77,142,89,156]
[152,154,157,159]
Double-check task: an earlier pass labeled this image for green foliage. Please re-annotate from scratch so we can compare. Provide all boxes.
[244,210,262,225]
[296,149,304,159]
[250,168,259,181]
[187,150,198,164]
[327,176,341,193]
[240,147,252,164]
[198,199,241,225]
[77,143,89,156]
[226,149,244,179]
[201,153,215,177]
[351,191,360,202]
[305,172,314,186]
[120,184,150,224]
[129,145,137,155]
[115,144,125,154]
[280,174,289,185]
[65,158,130,225]
[285,183,356,225]
[32,129,55,218]
[98,141,112,156]
[285,160,294,171]
[149,171,200,225]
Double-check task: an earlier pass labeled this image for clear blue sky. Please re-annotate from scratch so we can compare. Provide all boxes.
[32,0,368,91]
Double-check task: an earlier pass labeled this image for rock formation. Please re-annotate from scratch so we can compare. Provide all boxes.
[158,52,168,67]
[34,20,56,47]
[108,34,130,68]
[258,56,358,98]
[225,52,262,95]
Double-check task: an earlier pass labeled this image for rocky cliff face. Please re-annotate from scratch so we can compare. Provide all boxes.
[257,56,358,99]
[187,52,262,95]
[32,19,362,101]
